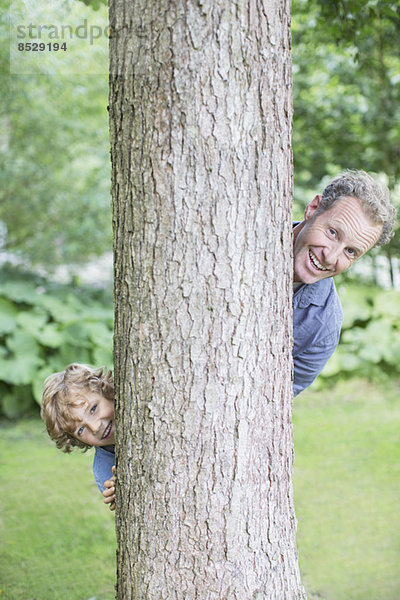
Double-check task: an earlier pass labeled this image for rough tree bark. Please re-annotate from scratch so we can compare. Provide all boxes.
[110,0,305,598]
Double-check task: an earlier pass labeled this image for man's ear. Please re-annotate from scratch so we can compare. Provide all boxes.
[304,195,322,221]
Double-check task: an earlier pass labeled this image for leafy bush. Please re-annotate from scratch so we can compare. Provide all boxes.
[2,270,397,416]
[0,268,113,418]
[320,282,400,385]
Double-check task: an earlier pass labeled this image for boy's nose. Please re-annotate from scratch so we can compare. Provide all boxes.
[87,417,101,436]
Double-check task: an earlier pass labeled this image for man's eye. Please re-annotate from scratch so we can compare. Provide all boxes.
[90,404,97,414]
[347,248,356,257]
[77,426,84,436]
[328,228,337,236]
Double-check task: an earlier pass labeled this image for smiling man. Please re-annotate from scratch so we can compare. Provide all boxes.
[292,170,396,396]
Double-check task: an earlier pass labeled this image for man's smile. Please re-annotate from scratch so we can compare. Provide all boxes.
[309,249,328,272]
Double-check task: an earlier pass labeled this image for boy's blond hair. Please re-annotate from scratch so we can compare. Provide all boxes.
[41,363,114,453]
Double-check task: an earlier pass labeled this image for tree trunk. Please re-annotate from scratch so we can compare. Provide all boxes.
[110,1,305,598]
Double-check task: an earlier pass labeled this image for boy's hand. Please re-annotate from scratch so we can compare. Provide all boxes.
[102,465,116,511]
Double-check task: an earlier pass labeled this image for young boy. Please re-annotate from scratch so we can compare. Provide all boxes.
[41,363,116,510]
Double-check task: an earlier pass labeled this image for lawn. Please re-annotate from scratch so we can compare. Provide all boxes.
[294,378,400,600]
[1,378,399,599]
[0,419,116,600]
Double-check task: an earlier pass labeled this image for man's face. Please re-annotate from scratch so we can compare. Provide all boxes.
[293,195,382,284]
[69,390,115,447]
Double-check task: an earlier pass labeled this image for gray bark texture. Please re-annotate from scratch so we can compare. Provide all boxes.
[110,0,305,598]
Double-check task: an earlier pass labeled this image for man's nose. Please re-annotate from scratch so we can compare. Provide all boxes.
[322,244,340,266]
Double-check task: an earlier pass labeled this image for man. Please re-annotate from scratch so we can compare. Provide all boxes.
[292,170,396,396]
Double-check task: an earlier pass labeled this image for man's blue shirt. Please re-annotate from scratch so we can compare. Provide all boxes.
[293,277,343,396]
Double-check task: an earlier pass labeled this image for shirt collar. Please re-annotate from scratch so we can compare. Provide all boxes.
[102,444,115,453]
[294,277,334,307]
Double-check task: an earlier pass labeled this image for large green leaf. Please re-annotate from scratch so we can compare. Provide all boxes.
[58,343,92,367]
[85,321,113,346]
[35,323,64,348]
[0,341,43,386]
[338,285,375,329]
[374,290,400,320]
[0,387,34,419]
[0,298,19,334]
[62,322,92,348]
[342,319,394,364]
[16,310,48,335]
[34,295,81,323]
[0,280,41,304]
[93,345,113,368]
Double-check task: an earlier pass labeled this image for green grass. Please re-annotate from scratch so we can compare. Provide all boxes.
[293,378,400,600]
[0,419,116,600]
[1,379,399,599]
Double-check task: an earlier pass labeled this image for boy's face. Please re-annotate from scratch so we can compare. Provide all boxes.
[69,390,115,446]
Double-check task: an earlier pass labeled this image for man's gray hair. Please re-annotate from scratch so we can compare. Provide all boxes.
[319,170,396,246]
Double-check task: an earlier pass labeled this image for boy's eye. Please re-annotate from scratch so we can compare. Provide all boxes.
[90,404,97,414]
[77,426,84,436]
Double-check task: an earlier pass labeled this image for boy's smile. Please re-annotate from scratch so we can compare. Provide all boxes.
[70,391,115,446]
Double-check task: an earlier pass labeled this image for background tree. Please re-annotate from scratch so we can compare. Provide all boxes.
[292,0,400,284]
[110,0,305,597]
[0,0,111,269]
[292,0,400,189]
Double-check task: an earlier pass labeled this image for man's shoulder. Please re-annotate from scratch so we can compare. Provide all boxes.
[294,277,341,312]
[293,278,343,348]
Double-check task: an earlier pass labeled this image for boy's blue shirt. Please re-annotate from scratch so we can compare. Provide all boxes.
[92,277,343,491]
[93,445,115,492]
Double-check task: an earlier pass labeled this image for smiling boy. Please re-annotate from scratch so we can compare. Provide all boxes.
[41,363,116,509]
[70,389,115,447]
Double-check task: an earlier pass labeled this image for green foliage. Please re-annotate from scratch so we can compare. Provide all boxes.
[77,0,107,9]
[313,1,400,50]
[293,0,400,188]
[0,267,113,418]
[0,0,111,268]
[318,282,400,384]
